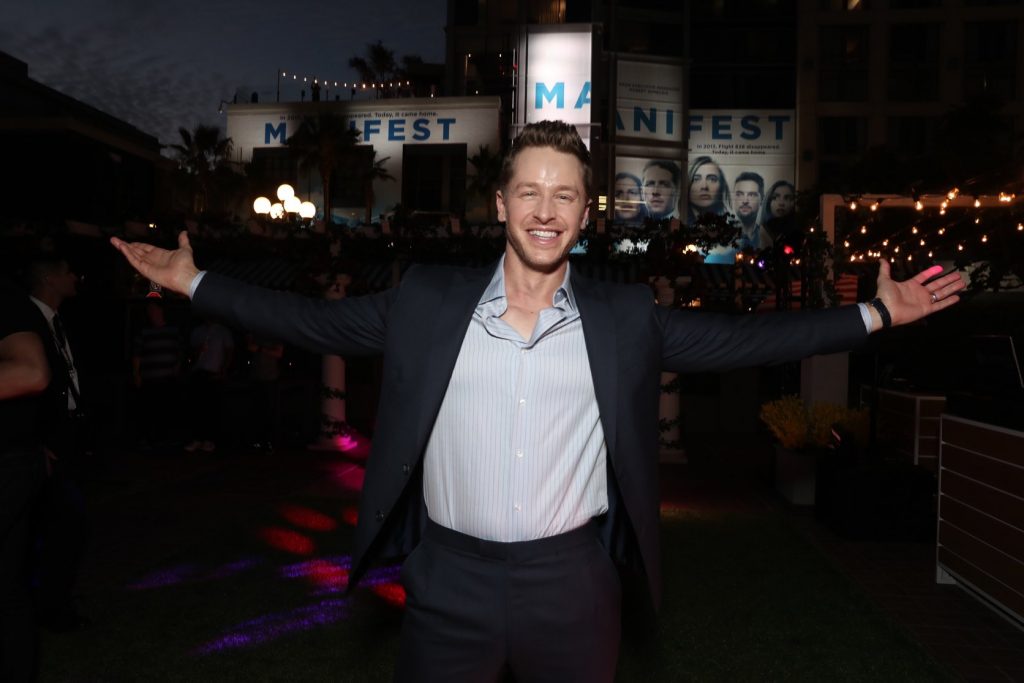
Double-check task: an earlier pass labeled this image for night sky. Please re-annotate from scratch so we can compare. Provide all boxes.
[2,0,447,149]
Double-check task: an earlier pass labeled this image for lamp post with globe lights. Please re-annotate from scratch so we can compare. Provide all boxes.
[253,183,317,226]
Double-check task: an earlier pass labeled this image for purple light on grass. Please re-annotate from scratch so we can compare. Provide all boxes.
[127,557,263,591]
[192,597,350,655]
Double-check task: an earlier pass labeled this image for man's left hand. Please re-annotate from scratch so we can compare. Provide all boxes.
[875,259,966,328]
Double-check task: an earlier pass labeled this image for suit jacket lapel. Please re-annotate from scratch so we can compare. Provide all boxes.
[573,270,619,458]
[413,265,494,443]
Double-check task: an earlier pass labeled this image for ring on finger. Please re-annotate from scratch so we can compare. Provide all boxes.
[930,292,938,303]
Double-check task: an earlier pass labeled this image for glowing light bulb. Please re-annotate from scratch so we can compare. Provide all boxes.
[849,201,857,210]
[974,198,981,208]
[870,202,879,212]
[844,240,850,248]
[958,244,964,251]
[912,226,918,234]
[938,228,945,235]
[860,226,867,234]
[882,239,889,246]
[981,235,988,242]
[915,200,923,211]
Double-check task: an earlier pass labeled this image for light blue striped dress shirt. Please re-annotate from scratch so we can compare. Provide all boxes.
[422,258,609,542]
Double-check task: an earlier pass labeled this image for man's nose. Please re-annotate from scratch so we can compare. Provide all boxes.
[534,194,555,221]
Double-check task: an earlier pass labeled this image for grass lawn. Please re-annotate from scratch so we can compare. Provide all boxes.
[36,452,954,682]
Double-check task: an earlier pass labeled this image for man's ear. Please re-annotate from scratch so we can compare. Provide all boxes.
[580,199,591,230]
[496,190,507,223]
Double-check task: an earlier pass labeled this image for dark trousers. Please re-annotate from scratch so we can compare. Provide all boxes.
[0,448,46,683]
[33,470,88,626]
[395,520,621,683]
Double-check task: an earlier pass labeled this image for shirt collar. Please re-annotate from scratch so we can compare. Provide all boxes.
[29,295,56,323]
[477,255,578,314]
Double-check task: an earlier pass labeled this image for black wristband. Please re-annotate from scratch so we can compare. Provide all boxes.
[868,297,892,330]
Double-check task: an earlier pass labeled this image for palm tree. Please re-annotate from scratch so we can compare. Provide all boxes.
[349,41,424,98]
[361,151,395,224]
[286,114,361,223]
[169,125,233,214]
[468,145,504,224]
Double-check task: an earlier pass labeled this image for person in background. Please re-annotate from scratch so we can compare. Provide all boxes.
[0,290,50,682]
[132,301,183,452]
[184,318,234,453]
[27,254,92,632]
[246,334,284,452]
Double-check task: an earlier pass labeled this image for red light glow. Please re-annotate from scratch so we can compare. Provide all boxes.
[371,582,407,608]
[783,245,794,255]
[340,506,359,527]
[259,527,316,555]
[278,504,338,532]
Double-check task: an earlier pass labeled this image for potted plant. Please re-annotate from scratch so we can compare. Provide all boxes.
[759,396,869,505]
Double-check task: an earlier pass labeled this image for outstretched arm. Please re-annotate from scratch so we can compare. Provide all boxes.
[0,331,50,399]
[110,231,200,297]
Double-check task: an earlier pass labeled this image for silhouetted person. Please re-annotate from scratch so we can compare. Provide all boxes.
[132,301,183,452]
[0,290,50,682]
[184,319,233,453]
[27,254,92,632]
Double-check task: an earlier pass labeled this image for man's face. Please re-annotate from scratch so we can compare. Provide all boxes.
[688,163,722,209]
[614,178,641,220]
[496,146,589,274]
[642,167,678,218]
[50,261,79,300]
[733,180,762,219]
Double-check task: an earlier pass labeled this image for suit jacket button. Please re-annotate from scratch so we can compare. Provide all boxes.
[375,510,385,522]
[401,463,411,475]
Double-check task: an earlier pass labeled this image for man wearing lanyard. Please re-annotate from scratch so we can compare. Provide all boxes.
[27,254,90,631]
[113,121,965,681]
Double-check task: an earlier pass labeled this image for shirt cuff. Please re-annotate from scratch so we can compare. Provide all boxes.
[188,271,207,300]
[856,302,873,333]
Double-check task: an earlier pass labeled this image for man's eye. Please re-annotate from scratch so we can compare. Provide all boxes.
[558,194,573,202]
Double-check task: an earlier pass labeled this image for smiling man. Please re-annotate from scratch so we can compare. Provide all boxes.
[111,120,965,682]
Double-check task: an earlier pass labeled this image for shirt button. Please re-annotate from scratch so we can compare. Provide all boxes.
[514,504,521,512]
[375,510,385,522]
[519,398,526,406]
[515,449,523,458]
[521,348,528,355]
[401,463,411,475]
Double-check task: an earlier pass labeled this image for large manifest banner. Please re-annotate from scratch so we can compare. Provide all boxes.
[615,60,683,143]
[226,98,499,222]
[686,110,796,263]
[526,30,592,142]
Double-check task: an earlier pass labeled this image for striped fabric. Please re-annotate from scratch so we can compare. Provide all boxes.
[133,326,182,381]
[423,259,609,543]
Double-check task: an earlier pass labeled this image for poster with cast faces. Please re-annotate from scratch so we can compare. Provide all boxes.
[613,157,683,225]
[686,109,796,263]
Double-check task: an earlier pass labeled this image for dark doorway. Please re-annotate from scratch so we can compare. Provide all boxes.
[402,144,467,217]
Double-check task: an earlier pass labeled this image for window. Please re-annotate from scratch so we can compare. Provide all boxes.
[819,25,870,101]
[964,21,1018,98]
[887,23,940,101]
[887,116,937,157]
[819,116,867,156]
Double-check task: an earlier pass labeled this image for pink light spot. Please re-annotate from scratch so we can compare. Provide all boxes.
[329,463,365,493]
[259,527,315,555]
[371,582,406,608]
[278,504,338,532]
[335,434,358,451]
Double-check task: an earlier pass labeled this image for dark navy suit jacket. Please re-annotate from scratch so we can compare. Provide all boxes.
[194,263,867,608]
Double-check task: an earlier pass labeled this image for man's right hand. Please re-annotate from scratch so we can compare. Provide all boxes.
[110,231,200,297]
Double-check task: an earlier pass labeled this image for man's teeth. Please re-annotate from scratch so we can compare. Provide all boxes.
[529,230,557,238]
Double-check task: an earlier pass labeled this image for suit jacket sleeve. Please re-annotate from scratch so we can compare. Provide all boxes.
[191,272,398,357]
[656,304,867,373]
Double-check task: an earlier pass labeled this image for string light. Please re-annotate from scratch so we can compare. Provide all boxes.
[975,218,981,224]
[915,200,924,211]
[939,208,946,216]
[911,226,918,234]
[870,202,879,212]
[999,192,1014,202]
[948,188,959,200]
[958,244,964,251]
[974,198,981,208]
[280,69,412,91]
[938,228,945,235]
[894,246,900,253]
[860,225,867,234]
[928,251,933,258]
[981,235,988,243]
[849,201,857,210]
[882,239,889,246]
[1019,223,1024,231]
[843,240,850,248]
[907,254,913,261]
[920,239,926,246]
